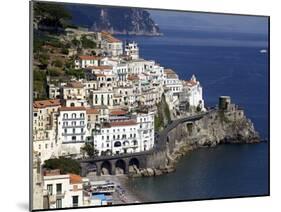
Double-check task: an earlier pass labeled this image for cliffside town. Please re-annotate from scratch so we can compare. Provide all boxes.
[32,3,260,209]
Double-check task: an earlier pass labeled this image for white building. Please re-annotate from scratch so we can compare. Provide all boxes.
[33,100,61,163]
[101,32,123,57]
[181,74,205,111]
[163,68,183,95]
[92,112,154,156]
[74,55,101,69]
[57,106,88,156]
[62,81,86,101]
[43,170,83,209]
[124,41,139,60]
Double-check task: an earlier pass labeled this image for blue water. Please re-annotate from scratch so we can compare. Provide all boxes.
[115,15,269,201]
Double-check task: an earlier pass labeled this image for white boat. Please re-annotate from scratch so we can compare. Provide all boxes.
[260,49,267,53]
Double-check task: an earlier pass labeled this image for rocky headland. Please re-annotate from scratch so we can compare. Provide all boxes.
[130,97,260,177]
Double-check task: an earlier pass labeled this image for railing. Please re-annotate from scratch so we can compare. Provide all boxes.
[62,132,86,136]
[62,117,84,121]
[62,125,85,128]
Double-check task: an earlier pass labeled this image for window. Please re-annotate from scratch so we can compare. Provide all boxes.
[47,184,53,195]
[72,113,76,119]
[73,128,76,133]
[64,129,67,133]
[38,144,41,149]
[56,199,62,208]
[63,114,68,119]
[72,136,76,141]
[81,128,84,133]
[56,183,62,194]
[72,196,79,207]
[80,113,84,118]
[80,121,84,126]
[45,144,48,149]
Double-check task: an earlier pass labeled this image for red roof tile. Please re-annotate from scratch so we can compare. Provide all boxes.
[33,99,61,109]
[110,120,137,127]
[79,55,101,60]
[59,106,86,111]
[69,174,82,184]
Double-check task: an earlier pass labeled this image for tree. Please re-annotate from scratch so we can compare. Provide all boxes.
[81,35,96,49]
[44,157,81,175]
[80,142,99,158]
[34,2,72,31]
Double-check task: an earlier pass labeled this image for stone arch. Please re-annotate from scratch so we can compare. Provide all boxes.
[115,159,126,175]
[86,162,97,176]
[128,158,140,173]
[101,160,112,175]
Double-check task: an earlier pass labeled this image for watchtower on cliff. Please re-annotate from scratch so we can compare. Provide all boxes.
[219,96,231,111]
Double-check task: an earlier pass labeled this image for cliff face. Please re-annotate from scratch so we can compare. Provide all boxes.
[66,5,161,35]
[165,109,260,167]
[133,107,260,177]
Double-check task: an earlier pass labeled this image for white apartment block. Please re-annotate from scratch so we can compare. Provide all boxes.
[101,32,123,57]
[163,68,183,95]
[91,89,114,107]
[33,100,61,163]
[57,106,88,156]
[92,112,154,156]
[43,170,83,209]
[181,75,205,110]
[124,41,139,60]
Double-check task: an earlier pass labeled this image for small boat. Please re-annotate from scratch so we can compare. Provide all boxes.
[260,49,267,53]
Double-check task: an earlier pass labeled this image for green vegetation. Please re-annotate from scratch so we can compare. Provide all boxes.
[44,157,81,175]
[33,69,47,100]
[51,59,63,68]
[155,95,171,132]
[80,142,99,158]
[34,2,72,33]
[81,35,96,49]
[65,68,84,79]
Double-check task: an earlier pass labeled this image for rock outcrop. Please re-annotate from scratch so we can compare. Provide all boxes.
[66,5,162,36]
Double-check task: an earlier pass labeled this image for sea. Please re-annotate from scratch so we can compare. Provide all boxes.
[115,12,269,202]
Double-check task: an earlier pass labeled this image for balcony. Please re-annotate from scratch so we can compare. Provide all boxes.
[62,132,86,136]
[62,125,85,128]
[62,117,84,121]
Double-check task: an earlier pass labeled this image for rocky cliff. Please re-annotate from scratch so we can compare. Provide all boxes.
[66,5,161,36]
[131,102,260,177]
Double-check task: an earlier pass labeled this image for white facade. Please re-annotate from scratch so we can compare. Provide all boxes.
[182,75,205,110]
[43,170,83,209]
[124,41,139,59]
[92,112,154,156]
[57,107,88,156]
[163,69,183,95]
[75,56,100,69]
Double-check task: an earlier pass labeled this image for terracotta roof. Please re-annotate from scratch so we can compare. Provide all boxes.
[110,120,137,127]
[65,81,84,88]
[79,55,101,60]
[101,31,121,43]
[128,75,139,81]
[59,106,86,111]
[110,109,128,116]
[44,169,61,176]
[86,108,100,114]
[69,174,82,184]
[95,74,106,77]
[164,68,176,75]
[33,99,61,109]
[93,65,113,70]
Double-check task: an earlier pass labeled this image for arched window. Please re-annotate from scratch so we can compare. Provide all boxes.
[80,113,84,118]
[72,113,76,119]
[114,141,121,147]
[133,140,138,146]
[63,114,68,119]
[70,103,75,107]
